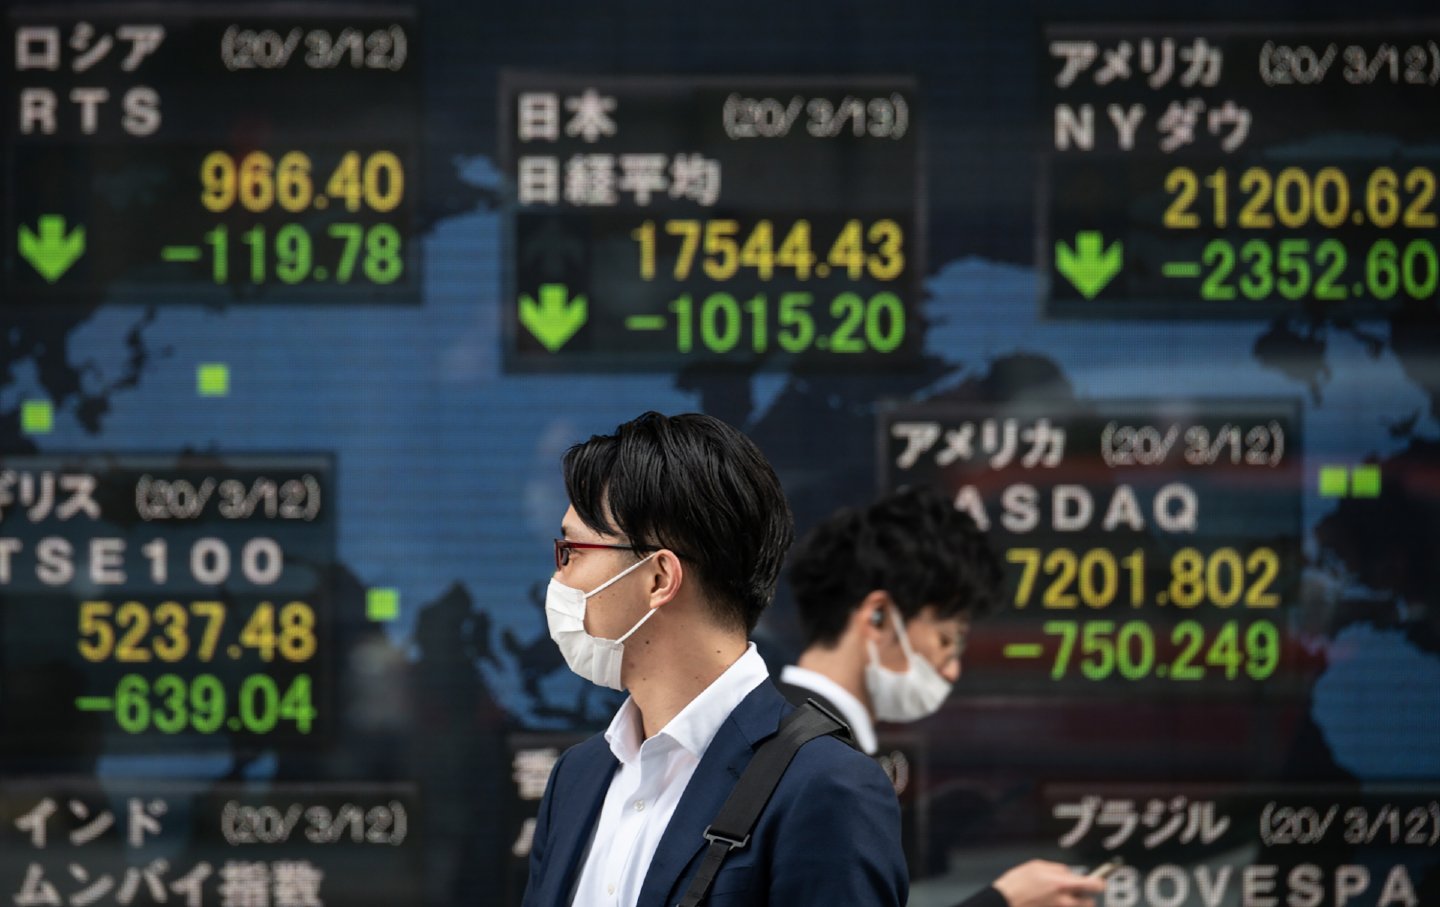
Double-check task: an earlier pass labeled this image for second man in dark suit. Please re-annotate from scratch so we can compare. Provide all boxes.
[778,487,1105,907]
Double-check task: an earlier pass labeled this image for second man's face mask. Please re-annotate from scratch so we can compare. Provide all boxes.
[545,552,658,691]
[864,606,953,722]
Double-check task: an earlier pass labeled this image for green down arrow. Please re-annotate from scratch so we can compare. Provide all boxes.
[1055,231,1122,300]
[18,215,86,283]
[519,284,588,353]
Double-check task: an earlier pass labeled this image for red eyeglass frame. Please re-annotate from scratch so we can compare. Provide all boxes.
[553,539,687,570]
[554,539,653,570]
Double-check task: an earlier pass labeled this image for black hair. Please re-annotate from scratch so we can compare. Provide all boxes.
[562,411,794,633]
[788,486,1003,647]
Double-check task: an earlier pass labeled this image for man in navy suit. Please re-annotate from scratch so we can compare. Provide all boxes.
[523,411,906,907]
[778,487,1105,907]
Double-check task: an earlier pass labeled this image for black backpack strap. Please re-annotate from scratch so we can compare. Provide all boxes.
[675,698,852,907]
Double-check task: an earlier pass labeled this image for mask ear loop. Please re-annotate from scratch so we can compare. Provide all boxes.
[586,552,662,645]
[888,607,920,671]
[616,602,660,644]
[581,551,656,599]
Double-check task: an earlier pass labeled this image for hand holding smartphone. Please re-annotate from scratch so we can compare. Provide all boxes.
[1088,856,1123,880]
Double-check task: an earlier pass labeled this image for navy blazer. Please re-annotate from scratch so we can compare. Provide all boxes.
[522,679,908,907]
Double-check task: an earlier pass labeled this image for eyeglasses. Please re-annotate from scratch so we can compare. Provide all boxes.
[553,538,662,570]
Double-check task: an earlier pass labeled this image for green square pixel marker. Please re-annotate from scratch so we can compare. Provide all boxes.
[21,400,53,435]
[367,588,400,622]
[197,363,230,397]
[1351,465,1381,498]
[1318,466,1348,498]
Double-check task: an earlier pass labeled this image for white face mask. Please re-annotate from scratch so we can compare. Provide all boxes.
[864,607,953,722]
[545,553,658,691]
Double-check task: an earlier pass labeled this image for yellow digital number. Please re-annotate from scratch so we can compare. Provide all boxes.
[866,220,904,280]
[238,152,276,213]
[114,602,153,662]
[1404,167,1438,228]
[200,152,237,212]
[666,220,701,279]
[631,221,656,280]
[203,149,401,214]
[827,220,865,278]
[1041,549,1079,609]
[776,221,815,278]
[276,151,314,212]
[1203,168,1228,228]
[79,601,238,664]
[702,220,740,280]
[1367,167,1400,227]
[1169,548,1207,607]
[1245,549,1280,607]
[240,603,277,661]
[1169,547,1282,609]
[363,151,405,212]
[152,601,189,662]
[278,602,318,662]
[1077,549,1118,609]
[192,601,226,660]
[1238,168,1275,228]
[78,601,115,662]
[1274,167,1311,229]
[739,221,775,279]
[1012,547,1145,609]
[1163,167,1200,228]
[1121,549,1145,607]
[1007,548,1041,608]
[327,152,364,211]
[1314,167,1350,228]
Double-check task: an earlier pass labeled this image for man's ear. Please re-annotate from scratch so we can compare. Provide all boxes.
[646,549,685,609]
[851,590,894,640]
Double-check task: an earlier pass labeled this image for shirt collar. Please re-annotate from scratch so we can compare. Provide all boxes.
[779,664,878,755]
[605,643,770,764]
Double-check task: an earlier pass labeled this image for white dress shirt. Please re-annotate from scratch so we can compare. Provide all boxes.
[570,643,770,907]
[778,664,878,755]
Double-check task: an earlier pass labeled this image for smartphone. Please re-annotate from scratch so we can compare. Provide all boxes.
[1088,857,1123,879]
